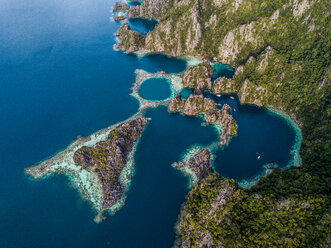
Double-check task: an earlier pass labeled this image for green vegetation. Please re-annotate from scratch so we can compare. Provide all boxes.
[116,23,145,52]
[180,174,330,247]
[182,62,213,90]
[141,0,331,246]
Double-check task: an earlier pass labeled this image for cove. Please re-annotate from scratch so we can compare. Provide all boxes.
[212,63,235,81]
[204,94,300,187]
[127,18,158,36]
[138,77,172,101]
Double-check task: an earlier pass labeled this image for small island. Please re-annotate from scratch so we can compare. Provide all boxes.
[172,148,213,187]
[25,116,148,223]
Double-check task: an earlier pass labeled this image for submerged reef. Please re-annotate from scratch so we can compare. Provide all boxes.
[25,116,148,223]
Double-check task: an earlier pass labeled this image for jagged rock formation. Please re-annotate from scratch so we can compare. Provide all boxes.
[113,2,130,12]
[178,173,330,247]
[73,117,147,209]
[169,93,237,145]
[218,104,237,145]
[182,63,213,92]
[111,0,330,245]
[212,77,236,95]
[113,16,126,22]
[127,0,176,20]
[173,149,213,183]
[25,117,148,223]
[115,23,145,52]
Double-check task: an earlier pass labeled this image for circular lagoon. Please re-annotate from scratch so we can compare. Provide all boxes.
[138,77,172,101]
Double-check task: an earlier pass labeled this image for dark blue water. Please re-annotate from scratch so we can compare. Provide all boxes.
[205,94,297,181]
[138,53,187,73]
[139,77,172,101]
[212,63,235,81]
[0,0,298,247]
[127,18,158,36]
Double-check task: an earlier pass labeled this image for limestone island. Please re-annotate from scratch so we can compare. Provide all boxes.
[168,63,237,146]
[25,116,148,223]
[172,148,213,187]
[113,2,130,12]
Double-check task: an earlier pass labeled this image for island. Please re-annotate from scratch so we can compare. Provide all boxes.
[25,116,148,223]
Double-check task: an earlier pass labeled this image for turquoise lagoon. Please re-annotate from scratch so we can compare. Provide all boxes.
[0,0,300,247]
[138,77,172,101]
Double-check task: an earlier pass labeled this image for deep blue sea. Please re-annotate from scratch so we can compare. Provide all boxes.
[0,0,298,247]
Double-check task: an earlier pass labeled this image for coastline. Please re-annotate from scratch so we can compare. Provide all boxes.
[25,113,148,223]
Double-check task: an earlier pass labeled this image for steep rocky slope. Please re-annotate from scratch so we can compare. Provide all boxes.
[179,174,330,247]
[115,0,330,245]
[127,0,177,20]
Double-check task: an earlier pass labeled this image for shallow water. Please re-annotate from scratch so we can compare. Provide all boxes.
[0,0,298,247]
[138,77,172,101]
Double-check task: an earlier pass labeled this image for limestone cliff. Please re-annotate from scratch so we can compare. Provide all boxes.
[74,117,147,209]
[182,63,213,92]
[178,173,329,247]
[115,23,145,53]
[127,0,177,20]
[169,93,237,145]
[172,148,213,184]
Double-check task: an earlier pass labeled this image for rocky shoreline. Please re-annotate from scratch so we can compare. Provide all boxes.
[169,92,237,146]
[172,148,213,187]
[25,116,148,223]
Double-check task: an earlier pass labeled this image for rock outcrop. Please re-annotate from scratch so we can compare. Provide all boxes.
[169,93,237,145]
[127,0,176,20]
[113,2,130,12]
[218,104,237,145]
[173,148,213,182]
[74,117,147,209]
[113,16,126,22]
[182,63,213,92]
[212,77,236,95]
[115,23,145,53]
